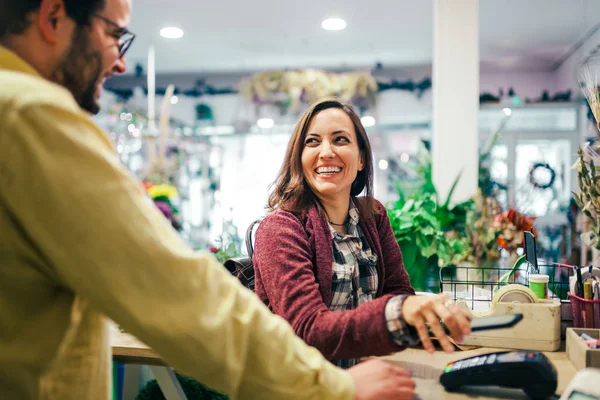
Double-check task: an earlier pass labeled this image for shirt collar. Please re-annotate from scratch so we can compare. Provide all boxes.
[0,46,42,77]
[329,198,361,239]
[347,199,360,227]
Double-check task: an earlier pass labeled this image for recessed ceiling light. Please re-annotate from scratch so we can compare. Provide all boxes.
[361,116,375,127]
[160,27,184,39]
[257,118,274,129]
[321,18,346,31]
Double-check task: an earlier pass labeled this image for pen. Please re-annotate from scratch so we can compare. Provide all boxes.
[575,265,584,297]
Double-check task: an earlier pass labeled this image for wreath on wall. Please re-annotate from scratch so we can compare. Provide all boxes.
[529,162,556,190]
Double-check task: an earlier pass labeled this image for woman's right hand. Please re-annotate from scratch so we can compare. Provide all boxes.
[402,293,472,353]
[348,359,415,400]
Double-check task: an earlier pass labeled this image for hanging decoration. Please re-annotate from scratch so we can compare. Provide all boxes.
[195,103,215,124]
[238,69,378,113]
[377,77,431,97]
[528,162,556,190]
[479,88,573,105]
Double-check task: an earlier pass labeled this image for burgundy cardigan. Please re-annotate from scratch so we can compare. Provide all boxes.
[253,198,415,360]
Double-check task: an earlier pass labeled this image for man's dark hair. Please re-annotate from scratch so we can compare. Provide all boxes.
[0,0,105,38]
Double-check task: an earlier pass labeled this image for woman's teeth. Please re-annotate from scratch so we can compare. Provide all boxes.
[316,167,342,174]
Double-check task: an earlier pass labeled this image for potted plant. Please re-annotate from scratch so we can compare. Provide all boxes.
[388,167,472,291]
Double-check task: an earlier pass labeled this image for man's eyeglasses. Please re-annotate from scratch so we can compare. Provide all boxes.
[92,14,135,58]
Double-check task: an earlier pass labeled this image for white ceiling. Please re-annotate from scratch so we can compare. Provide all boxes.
[126,0,600,74]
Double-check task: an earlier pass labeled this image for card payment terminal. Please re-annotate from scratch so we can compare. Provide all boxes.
[440,350,557,399]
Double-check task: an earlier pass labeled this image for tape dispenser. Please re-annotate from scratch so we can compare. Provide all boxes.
[458,284,561,351]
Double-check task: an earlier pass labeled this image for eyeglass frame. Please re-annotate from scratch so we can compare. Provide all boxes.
[92,14,135,58]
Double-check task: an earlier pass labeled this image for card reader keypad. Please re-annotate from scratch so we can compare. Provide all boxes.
[444,352,536,373]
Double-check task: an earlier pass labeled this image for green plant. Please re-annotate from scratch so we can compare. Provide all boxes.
[574,58,600,250]
[136,372,228,400]
[465,191,502,265]
[209,242,240,264]
[388,174,472,292]
[389,118,509,291]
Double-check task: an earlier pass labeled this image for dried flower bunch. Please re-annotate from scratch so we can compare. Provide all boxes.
[574,57,600,248]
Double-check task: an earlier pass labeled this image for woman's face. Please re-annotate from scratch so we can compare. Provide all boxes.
[301,108,364,202]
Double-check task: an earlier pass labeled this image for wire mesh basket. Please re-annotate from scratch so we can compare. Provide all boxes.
[439,260,573,312]
[439,230,574,312]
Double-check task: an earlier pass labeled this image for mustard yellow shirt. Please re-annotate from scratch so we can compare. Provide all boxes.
[0,46,354,400]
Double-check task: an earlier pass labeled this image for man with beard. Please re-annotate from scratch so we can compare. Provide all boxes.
[0,1,416,400]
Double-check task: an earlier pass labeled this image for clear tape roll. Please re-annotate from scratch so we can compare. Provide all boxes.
[494,284,538,304]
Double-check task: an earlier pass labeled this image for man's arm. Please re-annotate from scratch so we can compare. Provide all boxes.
[0,104,354,400]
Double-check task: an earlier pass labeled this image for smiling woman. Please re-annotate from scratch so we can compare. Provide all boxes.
[267,98,375,220]
[253,98,472,371]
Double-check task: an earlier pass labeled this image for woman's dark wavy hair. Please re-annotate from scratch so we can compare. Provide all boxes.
[0,0,105,38]
[267,97,377,220]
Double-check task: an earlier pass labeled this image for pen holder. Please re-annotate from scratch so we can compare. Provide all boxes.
[569,292,600,328]
[566,328,600,370]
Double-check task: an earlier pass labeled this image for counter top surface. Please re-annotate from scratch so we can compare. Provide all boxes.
[111,327,575,399]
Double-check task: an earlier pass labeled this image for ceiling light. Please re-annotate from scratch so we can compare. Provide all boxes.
[400,153,410,163]
[160,27,184,39]
[378,160,389,170]
[170,96,179,105]
[257,118,274,129]
[321,18,347,31]
[361,116,375,127]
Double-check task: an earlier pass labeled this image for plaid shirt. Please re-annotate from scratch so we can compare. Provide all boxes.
[329,201,418,369]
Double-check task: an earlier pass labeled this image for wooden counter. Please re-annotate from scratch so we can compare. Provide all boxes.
[112,329,576,400]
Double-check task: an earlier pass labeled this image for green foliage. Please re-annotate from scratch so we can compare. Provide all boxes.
[210,242,241,264]
[388,116,511,291]
[388,184,472,292]
[136,373,228,400]
[574,145,600,249]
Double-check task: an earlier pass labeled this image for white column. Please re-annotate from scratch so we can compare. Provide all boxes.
[432,0,479,203]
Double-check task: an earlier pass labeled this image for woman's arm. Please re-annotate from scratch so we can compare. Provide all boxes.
[254,212,402,360]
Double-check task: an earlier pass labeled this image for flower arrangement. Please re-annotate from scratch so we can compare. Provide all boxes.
[466,191,502,264]
[143,182,182,231]
[238,69,378,113]
[573,58,600,250]
[573,143,600,248]
[492,209,537,253]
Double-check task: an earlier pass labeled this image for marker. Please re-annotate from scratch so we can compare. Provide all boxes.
[584,280,593,300]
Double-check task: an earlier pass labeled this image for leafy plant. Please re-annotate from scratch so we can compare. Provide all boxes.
[209,242,240,264]
[388,116,510,291]
[388,172,472,292]
[573,60,600,250]
[573,144,600,249]
[465,191,502,264]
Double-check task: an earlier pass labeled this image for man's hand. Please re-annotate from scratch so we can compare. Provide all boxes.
[348,359,415,400]
[402,293,472,353]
